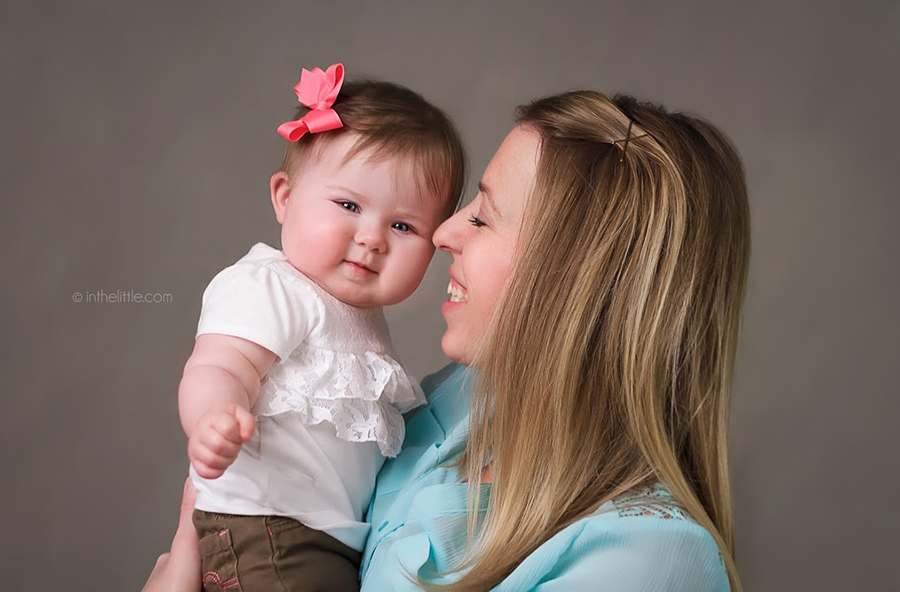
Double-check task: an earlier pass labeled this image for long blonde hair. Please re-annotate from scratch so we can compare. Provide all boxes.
[445,91,750,590]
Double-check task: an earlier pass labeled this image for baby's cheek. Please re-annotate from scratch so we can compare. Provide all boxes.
[300,220,344,249]
[410,243,435,286]
[409,242,436,275]
[283,228,334,272]
[388,244,434,301]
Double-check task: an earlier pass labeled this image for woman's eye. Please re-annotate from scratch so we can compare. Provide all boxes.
[468,214,486,228]
[393,222,412,233]
[339,201,359,213]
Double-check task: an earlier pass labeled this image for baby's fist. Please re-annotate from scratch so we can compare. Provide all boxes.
[188,404,255,479]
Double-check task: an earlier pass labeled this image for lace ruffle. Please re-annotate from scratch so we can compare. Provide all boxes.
[254,346,426,457]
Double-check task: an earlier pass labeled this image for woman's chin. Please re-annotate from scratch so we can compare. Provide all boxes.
[440,331,471,366]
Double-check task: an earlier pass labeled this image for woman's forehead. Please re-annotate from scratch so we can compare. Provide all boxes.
[481,126,540,219]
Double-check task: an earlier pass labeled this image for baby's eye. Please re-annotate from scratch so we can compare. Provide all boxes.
[392,222,412,233]
[338,201,359,213]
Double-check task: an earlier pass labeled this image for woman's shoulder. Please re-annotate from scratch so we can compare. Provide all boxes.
[580,483,725,564]
[510,483,730,591]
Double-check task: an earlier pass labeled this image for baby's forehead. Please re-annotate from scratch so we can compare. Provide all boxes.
[328,141,450,212]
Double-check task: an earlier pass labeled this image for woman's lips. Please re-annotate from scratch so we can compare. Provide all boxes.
[448,269,466,290]
[444,270,468,316]
[441,298,466,316]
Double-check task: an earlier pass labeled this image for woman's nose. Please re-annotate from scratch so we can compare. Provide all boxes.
[433,209,465,253]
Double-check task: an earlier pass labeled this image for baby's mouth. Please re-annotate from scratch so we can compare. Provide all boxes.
[345,260,377,275]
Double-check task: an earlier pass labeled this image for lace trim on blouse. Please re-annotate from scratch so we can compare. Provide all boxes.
[613,483,692,520]
[254,345,426,457]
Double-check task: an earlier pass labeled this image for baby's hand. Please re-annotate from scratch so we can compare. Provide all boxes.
[188,404,256,479]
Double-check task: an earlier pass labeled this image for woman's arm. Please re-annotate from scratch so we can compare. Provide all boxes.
[142,479,201,592]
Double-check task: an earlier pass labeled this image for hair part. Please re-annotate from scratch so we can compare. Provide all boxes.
[279,80,467,219]
[429,91,749,591]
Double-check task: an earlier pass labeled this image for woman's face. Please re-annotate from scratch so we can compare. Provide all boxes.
[433,126,540,365]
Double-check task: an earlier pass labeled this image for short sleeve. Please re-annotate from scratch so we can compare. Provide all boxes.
[531,517,730,592]
[196,261,324,361]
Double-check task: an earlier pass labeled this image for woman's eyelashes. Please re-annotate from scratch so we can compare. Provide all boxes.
[468,213,486,228]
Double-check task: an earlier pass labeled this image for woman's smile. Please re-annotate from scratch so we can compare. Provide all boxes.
[442,273,468,314]
[447,272,468,302]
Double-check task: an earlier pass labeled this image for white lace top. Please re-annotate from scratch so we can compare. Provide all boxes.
[189,242,426,551]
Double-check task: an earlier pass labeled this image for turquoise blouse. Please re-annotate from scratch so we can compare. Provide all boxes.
[360,363,730,591]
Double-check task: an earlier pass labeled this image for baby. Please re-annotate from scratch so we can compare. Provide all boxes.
[179,64,465,591]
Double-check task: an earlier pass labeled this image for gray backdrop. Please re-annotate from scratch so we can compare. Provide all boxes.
[1,1,897,590]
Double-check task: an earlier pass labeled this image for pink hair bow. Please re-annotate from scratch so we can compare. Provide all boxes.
[277,63,345,141]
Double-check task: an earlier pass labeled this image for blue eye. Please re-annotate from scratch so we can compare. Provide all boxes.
[339,201,359,213]
[468,214,486,228]
[393,222,412,233]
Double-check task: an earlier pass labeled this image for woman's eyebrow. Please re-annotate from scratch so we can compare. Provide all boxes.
[478,181,502,219]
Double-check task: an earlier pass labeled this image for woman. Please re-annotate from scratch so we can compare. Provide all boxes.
[146,90,749,591]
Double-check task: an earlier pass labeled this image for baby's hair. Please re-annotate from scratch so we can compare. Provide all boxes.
[279,80,467,219]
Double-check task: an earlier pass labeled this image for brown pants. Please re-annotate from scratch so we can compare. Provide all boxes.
[193,510,361,592]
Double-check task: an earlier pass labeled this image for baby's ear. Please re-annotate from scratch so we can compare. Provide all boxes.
[269,171,291,225]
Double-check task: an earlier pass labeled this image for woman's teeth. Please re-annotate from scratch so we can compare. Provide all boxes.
[447,281,468,303]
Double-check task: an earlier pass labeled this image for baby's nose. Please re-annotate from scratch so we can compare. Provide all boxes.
[355,225,387,252]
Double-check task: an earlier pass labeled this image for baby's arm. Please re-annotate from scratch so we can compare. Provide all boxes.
[178,334,277,479]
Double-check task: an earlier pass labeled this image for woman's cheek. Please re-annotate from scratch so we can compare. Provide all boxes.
[483,256,515,319]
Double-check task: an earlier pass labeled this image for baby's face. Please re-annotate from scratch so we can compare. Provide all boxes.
[271,133,447,308]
